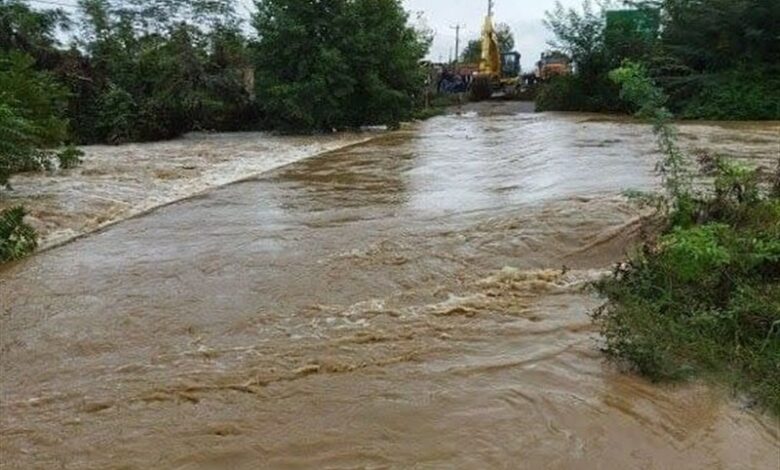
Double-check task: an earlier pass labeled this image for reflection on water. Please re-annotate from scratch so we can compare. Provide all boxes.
[1,109,778,469]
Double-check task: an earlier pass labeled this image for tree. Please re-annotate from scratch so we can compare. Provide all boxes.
[459,23,515,64]
[661,0,780,73]
[70,0,254,143]
[0,51,69,187]
[252,0,430,131]
[0,0,70,66]
[544,0,613,78]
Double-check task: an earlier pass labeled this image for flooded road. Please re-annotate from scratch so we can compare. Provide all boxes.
[1,107,779,469]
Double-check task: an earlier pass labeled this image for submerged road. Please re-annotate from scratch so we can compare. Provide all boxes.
[2,105,779,469]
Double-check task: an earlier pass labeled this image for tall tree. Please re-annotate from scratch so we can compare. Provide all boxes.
[0,0,70,66]
[72,0,254,143]
[544,0,612,78]
[459,23,515,64]
[252,0,430,131]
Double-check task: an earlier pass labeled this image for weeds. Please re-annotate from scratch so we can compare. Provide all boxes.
[595,61,780,415]
[57,145,83,170]
[0,206,38,263]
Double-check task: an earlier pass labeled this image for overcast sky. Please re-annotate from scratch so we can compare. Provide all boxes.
[403,0,583,70]
[35,0,584,71]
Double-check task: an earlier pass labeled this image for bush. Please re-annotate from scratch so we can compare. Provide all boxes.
[595,188,780,414]
[596,62,780,415]
[0,206,38,262]
[94,84,137,144]
[536,74,628,112]
[678,69,780,120]
[57,145,83,169]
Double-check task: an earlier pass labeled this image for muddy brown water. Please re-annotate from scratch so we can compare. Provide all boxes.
[1,108,779,469]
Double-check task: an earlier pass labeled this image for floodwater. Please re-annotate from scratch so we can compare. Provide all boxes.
[0,130,374,249]
[1,106,779,469]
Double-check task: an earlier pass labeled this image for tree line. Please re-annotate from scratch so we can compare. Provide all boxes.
[537,0,780,119]
[0,0,430,184]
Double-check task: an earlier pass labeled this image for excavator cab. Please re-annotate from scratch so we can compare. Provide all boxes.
[500,52,521,79]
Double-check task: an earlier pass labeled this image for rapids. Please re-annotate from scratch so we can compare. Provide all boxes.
[1,104,778,469]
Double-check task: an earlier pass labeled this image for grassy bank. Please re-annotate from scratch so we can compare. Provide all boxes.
[594,63,780,415]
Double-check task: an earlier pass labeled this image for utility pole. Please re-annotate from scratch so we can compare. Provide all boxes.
[450,24,465,67]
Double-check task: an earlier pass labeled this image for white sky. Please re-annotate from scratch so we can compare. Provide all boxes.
[33,0,584,71]
[403,0,584,70]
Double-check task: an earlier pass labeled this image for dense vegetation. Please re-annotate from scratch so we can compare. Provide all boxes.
[1,0,431,144]
[252,0,429,131]
[595,62,780,414]
[538,0,780,119]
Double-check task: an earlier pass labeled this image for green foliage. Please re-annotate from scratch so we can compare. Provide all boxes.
[0,51,68,187]
[67,0,255,144]
[544,0,615,78]
[596,61,780,414]
[659,224,731,282]
[0,0,70,62]
[540,0,780,120]
[539,1,638,112]
[95,84,137,144]
[252,0,430,132]
[535,73,627,112]
[610,61,690,214]
[0,205,38,262]
[678,69,780,120]
[661,0,779,73]
[0,51,67,144]
[57,145,83,169]
[595,189,780,414]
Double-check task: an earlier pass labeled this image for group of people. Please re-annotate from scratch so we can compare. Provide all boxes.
[436,68,474,94]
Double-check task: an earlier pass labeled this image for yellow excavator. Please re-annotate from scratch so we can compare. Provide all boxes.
[470,0,521,101]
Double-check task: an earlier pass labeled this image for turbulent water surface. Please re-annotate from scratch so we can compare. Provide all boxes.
[1,105,778,469]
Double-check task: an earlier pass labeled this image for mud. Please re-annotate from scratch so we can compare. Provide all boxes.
[1,110,778,469]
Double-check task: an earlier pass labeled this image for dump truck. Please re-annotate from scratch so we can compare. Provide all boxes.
[535,51,571,81]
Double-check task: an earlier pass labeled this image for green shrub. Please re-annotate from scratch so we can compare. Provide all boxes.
[659,224,731,282]
[596,62,780,415]
[536,74,627,113]
[94,84,138,144]
[679,69,780,120]
[0,206,38,262]
[57,145,83,169]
